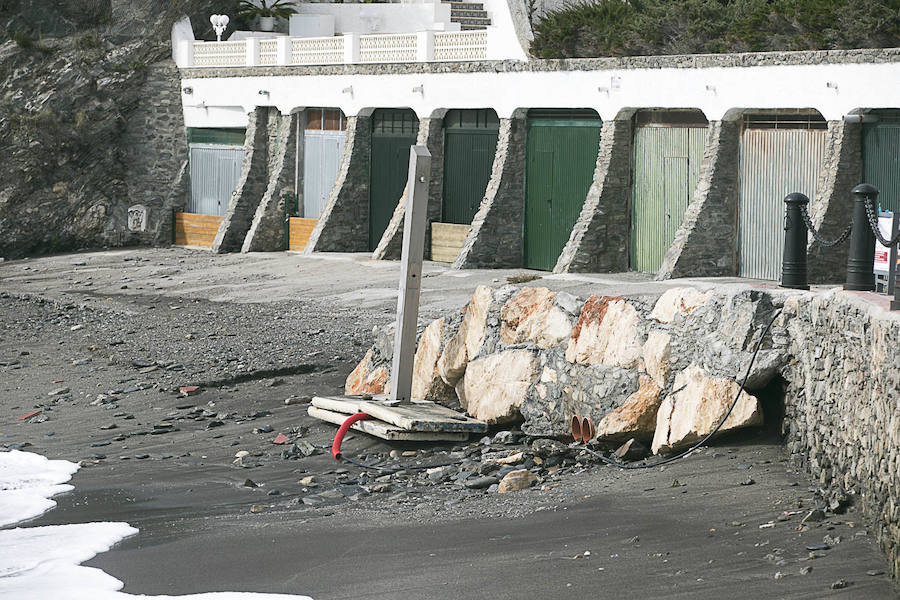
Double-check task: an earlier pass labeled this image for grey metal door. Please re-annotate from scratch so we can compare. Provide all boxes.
[631,126,707,272]
[303,130,346,218]
[739,127,826,280]
[188,144,244,216]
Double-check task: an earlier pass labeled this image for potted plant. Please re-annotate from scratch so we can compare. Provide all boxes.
[237,0,298,32]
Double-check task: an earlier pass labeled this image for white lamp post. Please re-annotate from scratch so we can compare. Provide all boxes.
[210,14,229,42]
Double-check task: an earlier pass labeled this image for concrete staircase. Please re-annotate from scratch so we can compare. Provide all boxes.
[442,1,491,30]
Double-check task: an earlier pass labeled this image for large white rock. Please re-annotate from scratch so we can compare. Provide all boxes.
[455,350,538,424]
[411,318,445,400]
[500,287,573,349]
[344,349,390,396]
[437,285,492,386]
[594,375,662,443]
[642,330,672,388]
[649,287,713,324]
[565,295,644,370]
[651,364,763,454]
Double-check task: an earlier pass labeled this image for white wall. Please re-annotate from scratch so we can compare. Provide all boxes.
[182,59,900,126]
[292,2,457,35]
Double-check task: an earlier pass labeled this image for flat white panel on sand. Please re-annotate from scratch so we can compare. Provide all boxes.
[308,406,468,441]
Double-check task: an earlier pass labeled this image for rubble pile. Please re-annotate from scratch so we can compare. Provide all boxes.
[346,285,788,454]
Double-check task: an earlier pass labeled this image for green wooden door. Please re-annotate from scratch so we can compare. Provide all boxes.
[631,125,707,272]
[442,109,499,224]
[863,114,900,213]
[370,109,419,250]
[525,111,602,270]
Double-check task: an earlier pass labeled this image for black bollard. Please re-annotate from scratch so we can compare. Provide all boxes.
[844,184,879,291]
[781,192,810,290]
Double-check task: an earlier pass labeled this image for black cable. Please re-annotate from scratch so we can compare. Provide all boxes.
[580,307,784,470]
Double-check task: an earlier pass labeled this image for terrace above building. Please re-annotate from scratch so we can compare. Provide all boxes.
[172,0,529,69]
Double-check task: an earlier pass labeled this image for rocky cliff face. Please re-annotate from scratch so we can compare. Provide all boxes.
[0,0,233,258]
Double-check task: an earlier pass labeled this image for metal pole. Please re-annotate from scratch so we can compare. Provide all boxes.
[844,184,879,292]
[390,145,431,405]
[780,192,809,290]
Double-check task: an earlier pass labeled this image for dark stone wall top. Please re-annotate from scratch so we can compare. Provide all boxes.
[182,47,900,79]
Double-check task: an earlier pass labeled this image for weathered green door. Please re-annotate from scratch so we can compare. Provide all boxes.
[863,112,900,213]
[525,110,602,270]
[631,123,707,272]
[370,109,419,250]
[442,109,499,224]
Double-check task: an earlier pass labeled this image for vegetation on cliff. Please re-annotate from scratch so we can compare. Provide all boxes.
[530,0,900,58]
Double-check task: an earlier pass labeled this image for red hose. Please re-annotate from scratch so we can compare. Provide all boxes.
[331,412,372,460]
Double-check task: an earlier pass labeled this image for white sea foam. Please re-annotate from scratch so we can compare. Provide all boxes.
[0,449,79,526]
[0,450,313,600]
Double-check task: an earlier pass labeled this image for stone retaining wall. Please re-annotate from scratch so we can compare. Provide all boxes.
[183,48,900,79]
[345,282,900,577]
[242,113,298,252]
[305,113,372,253]
[213,108,270,253]
[555,113,633,273]
[372,114,446,261]
[783,292,900,579]
[454,113,527,269]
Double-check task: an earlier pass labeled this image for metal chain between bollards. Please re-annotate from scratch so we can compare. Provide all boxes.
[799,204,852,247]
[864,198,900,248]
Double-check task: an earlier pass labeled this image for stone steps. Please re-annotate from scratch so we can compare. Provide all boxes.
[442,0,491,30]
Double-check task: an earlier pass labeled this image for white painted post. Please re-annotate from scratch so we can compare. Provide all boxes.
[343,33,360,64]
[276,37,291,65]
[390,145,432,405]
[417,31,434,62]
[179,40,195,68]
[246,38,260,66]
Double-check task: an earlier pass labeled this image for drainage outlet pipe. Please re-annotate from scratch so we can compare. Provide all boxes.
[332,412,372,460]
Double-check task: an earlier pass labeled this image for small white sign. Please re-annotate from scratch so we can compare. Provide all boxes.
[874,213,896,275]
[127,205,147,233]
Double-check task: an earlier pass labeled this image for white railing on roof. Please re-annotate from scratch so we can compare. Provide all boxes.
[188,30,490,67]
[258,39,279,66]
[359,32,418,63]
[291,36,345,65]
[434,31,488,61]
[192,40,247,67]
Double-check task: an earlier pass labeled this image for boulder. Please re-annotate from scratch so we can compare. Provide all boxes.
[455,350,538,424]
[500,287,573,349]
[410,318,457,405]
[565,295,644,370]
[344,349,390,396]
[651,364,763,454]
[650,287,713,324]
[437,285,492,386]
[642,330,672,387]
[594,375,662,443]
[497,469,538,493]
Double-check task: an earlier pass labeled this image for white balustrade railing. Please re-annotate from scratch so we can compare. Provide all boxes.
[192,40,247,67]
[188,30,490,68]
[291,36,345,65]
[359,33,418,63]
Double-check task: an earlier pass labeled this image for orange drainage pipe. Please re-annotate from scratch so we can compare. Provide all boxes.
[581,416,595,442]
[571,415,583,442]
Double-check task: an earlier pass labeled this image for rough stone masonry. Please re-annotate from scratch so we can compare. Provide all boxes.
[345,282,900,579]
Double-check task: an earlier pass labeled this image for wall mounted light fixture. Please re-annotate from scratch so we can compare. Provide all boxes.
[411,85,424,95]
[182,87,193,95]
